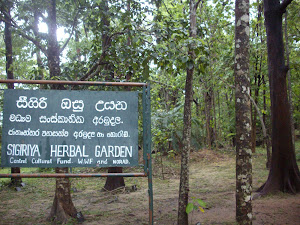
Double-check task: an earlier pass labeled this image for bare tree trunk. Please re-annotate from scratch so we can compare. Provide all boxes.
[178,1,200,224]
[104,167,125,191]
[225,92,235,147]
[235,0,252,224]
[2,0,22,187]
[284,11,295,151]
[178,63,193,225]
[251,0,264,154]
[212,89,217,148]
[46,1,80,222]
[251,82,258,153]
[257,0,300,195]
[204,89,212,149]
[33,11,44,81]
[262,74,271,168]
[48,168,80,223]
[103,0,126,190]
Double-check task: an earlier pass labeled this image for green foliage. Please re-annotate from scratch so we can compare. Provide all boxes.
[186,197,206,214]
[0,0,299,166]
[186,196,207,224]
[152,104,183,153]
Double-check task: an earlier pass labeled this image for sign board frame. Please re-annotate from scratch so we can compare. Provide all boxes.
[1,89,139,168]
[0,79,153,225]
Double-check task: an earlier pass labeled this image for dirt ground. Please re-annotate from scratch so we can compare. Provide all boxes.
[0,149,300,225]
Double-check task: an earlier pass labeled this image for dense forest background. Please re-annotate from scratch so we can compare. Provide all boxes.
[0,0,299,154]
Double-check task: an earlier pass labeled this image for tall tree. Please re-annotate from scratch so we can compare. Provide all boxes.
[234,0,252,224]
[257,0,300,195]
[284,10,295,151]
[1,0,22,187]
[44,1,80,223]
[101,0,126,191]
[33,9,44,81]
[250,1,264,154]
[177,0,201,224]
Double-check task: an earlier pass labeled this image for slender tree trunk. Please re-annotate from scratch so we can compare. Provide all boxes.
[251,79,259,153]
[177,1,198,224]
[2,0,22,187]
[126,0,132,83]
[47,1,60,80]
[46,1,80,222]
[33,10,45,90]
[235,0,252,224]
[102,0,126,190]
[74,26,80,80]
[100,0,113,81]
[225,92,236,147]
[217,90,221,147]
[284,11,295,151]
[178,62,193,225]
[212,89,217,148]
[257,0,300,195]
[204,89,212,149]
[262,74,271,168]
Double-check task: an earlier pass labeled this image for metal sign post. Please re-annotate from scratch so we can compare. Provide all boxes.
[0,79,153,225]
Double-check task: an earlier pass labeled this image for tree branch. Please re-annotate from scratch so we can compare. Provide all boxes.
[220,76,268,139]
[195,0,203,11]
[247,92,267,138]
[0,12,48,56]
[280,0,293,13]
[79,53,106,81]
[60,9,80,53]
[14,27,48,57]
[78,31,126,81]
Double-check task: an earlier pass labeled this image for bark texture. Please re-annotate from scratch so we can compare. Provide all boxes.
[47,0,61,88]
[101,1,126,190]
[2,1,23,186]
[46,1,80,222]
[48,168,79,223]
[204,87,214,149]
[104,167,125,191]
[235,0,252,224]
[33,10,44,81]
[177,0,198,224]
[258,0,300,195]
[177,66,193,225]
[284,11,295,151]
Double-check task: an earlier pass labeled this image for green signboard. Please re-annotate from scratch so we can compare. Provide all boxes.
[1,89,138,167]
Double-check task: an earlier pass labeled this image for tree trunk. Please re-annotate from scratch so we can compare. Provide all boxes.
[33,10,46,91]
[48,168,80,223]
[47,0,60,83]
[262,74,271,168]
[212,89,217,148]
[2,0,22,187]
[177,1,198,224]
[46,1,80,222]
[235,0,252,224]
[204,88,214,149]
[103,167,125,191]
[100,0,114,81]
[33,11,44,80]
[225,92,236,147]
[284,11,295,151]
[257,0,300,195]
[251,78,260,153]
[101,0,126,191]
[178,63,193,225]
